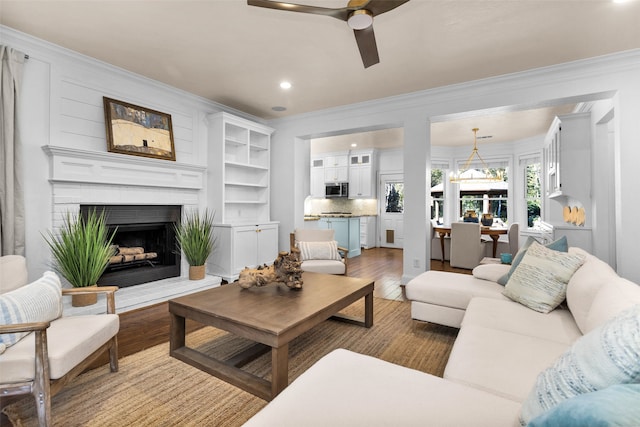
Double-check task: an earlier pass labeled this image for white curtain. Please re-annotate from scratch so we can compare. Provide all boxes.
[0,46,26,256]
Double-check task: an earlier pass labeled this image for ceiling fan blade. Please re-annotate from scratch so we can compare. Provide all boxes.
[365,0,410,16]
[353,26,379,68]
[247,0,351,21]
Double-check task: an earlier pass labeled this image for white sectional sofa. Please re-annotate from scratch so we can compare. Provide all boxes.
[243,243,640,426]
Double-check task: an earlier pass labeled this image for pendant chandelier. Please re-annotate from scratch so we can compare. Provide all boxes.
[449,128,504,184]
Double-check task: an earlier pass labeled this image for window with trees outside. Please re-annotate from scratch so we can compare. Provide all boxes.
[457,162,509,223]
[522,156,542,227]
[430,164,448,223]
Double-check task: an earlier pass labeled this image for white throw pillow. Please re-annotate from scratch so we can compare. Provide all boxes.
[0,271,63,354]
[297,241,342,261]
[503,241,585,313]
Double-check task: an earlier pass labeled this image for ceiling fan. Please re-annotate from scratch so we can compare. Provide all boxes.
[247,0,410,68]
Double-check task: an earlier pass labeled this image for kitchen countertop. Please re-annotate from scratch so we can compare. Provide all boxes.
[304,214,377,220]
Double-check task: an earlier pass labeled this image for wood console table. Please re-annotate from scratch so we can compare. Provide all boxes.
[434,225,507,261]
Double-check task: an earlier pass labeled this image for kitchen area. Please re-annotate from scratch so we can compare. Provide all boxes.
[303,131,401,258]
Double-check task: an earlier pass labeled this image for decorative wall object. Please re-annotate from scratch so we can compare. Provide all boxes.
[103,97,176,161]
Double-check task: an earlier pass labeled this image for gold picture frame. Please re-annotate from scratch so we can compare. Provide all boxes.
[103,97,176,161]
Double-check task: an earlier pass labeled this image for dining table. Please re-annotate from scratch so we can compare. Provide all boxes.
[433,224,508,261]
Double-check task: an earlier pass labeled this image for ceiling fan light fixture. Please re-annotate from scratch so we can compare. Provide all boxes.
[347,9,373,30]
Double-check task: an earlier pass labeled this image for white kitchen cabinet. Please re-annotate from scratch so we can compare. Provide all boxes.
[544,113,591,201]
[310,157,325,197]
[349,150,376,198]
[324,154,348,183]
[208,222,279,282]
[360,216,377,249]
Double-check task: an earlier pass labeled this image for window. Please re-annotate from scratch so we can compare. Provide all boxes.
[385,182,404,213]
[522,157,542,227]
[455,159,509,223]
[430,166,446,223]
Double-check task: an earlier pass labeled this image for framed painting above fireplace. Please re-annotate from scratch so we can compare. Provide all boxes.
[103,97,176,161]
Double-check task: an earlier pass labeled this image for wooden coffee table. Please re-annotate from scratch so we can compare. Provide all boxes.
[169,272,374,400]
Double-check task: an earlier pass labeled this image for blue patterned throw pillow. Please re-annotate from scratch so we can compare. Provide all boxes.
[520,304,640,426]
[528,384,640,427]
[0,271,62,354]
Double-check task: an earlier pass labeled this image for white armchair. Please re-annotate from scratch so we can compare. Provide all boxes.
[450,222,487,269]
[290,229,348,275]
[0,255,119,427]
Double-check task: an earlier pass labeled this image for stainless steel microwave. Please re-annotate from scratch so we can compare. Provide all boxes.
[325,182,349,198]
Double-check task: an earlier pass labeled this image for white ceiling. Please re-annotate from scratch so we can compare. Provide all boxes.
[2,0,639,146]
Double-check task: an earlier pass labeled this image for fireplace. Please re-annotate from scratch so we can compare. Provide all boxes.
[81,205,182,288]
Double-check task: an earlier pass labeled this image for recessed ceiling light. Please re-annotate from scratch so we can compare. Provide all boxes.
[280,81,292,90]
[351,143,357,147]
[272,106,287,112]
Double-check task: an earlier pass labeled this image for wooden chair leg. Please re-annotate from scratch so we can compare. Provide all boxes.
[33,330,52,427]
[109,336,119,372]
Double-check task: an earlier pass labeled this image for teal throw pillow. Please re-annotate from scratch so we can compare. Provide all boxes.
[497,236,568,285]
[520,304,640,425]
[503,241,584,313]
[528,384,640,427]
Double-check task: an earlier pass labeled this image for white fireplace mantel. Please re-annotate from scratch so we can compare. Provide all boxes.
[43,145,206,190]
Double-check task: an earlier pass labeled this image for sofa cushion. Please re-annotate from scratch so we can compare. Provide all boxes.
[405,270,509,311]
[565,247,618,333]
[444,324,570,402]
[462,298,582,345]
[520,304,640,425]
[0,271,63,354]
[297,241,342,261]
[503,241,585,313]
[0,255,28,294]
[472,263,511,282]
[0,314,120,382]
[528,384,640,427]
[242,349,522,427]
[497,236,568,285]
[299,259,345,275]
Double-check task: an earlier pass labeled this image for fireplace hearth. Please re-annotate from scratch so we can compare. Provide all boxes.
[81,205,181,288]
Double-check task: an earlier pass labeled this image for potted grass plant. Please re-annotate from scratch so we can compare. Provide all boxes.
[174,209,216,280]
[42,209,116,306]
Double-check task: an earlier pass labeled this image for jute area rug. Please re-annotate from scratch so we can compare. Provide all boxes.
[3,298,458,427]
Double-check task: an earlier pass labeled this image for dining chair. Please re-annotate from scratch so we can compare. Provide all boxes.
[450,222,486,269]
[485,222,519,257]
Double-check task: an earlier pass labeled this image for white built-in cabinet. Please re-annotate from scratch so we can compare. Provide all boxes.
[360,216,377,249]
[324,154,349,183]
[206,112,279,281]
[349,150,376,198]
[310,157,325,198]
[544,112,591,201]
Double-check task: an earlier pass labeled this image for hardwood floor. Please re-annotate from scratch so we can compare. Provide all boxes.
[0,248,470,426]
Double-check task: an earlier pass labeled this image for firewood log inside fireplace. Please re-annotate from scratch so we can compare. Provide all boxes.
[108,246,158,265]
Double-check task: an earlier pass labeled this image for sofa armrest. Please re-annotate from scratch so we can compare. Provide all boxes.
[62,286,118,314]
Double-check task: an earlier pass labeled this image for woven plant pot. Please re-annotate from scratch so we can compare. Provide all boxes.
[189,265,206,280]
[71,286,98,307]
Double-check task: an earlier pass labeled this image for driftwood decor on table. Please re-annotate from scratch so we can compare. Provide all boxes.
[238,249,303,289]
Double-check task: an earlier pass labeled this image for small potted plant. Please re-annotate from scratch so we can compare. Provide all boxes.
[174,209,215,280]
[43,209,116,306]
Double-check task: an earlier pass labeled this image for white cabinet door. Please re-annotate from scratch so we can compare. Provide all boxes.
[310,158,325,197]
[349,165,373,198]
[233,226,259,273]
[256,223,279,265]
[324,154,348,183]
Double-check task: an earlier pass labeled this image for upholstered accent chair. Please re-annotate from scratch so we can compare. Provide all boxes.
[449,222,487,269]
[290,228,348,275]
[0,255,119,427]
